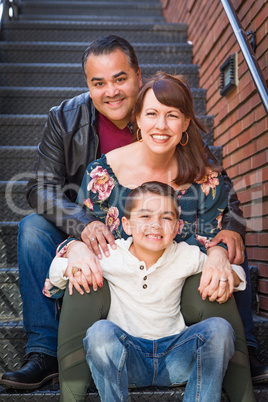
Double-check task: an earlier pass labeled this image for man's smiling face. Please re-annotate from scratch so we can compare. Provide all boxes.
[86,49,142,129]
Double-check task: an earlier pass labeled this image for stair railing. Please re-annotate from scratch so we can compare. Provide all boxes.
[0,0,20,39]
[221,0,268,114]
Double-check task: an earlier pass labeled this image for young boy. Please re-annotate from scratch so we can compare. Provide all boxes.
[49,182,246,402]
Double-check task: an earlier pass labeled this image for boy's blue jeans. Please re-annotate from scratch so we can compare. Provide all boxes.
[83,318,235,402]
[17,213,257,356]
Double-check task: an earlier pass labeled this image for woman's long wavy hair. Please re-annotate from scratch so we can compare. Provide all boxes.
[132,71,220,185]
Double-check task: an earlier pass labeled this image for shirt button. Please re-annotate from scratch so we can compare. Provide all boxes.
[140,265,144,270]
[143,276,147,281]
[143,284,147,289]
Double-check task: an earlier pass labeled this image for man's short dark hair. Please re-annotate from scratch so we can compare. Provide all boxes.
[82,35,139,79]
[124,181,180,219]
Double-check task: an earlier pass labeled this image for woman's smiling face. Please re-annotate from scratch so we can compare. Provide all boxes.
[136,88,190,154]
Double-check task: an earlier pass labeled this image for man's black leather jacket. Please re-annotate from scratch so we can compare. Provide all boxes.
[26,92,246,239]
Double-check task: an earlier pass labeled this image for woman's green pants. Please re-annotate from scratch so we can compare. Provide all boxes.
[58,273,255,402]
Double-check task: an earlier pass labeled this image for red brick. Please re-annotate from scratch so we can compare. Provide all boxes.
[252,6,268,31]
[252,151,268,169]
[250,0,267,20]
[246,216,268,232]
[259,264,268,277]
[259,295,268,310]
[258,279,268,293]
[255,105,267,121]
[245,232,259,245]
[243,201,268,219]
[238,183,268,203]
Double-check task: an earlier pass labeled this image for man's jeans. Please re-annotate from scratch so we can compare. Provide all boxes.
[17,213,67,356]
[84,318,235,402]
[17,213,257,357]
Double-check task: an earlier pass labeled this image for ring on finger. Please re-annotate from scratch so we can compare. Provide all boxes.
[219,278,228,282]
[72,266,81,275]
[89,237,96,242]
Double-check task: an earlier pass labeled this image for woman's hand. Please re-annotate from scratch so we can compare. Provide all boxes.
[198,246,234,302]
[65,241,103,296]
[81,220,117,259]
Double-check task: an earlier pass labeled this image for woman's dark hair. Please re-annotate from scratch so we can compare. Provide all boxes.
[124,181,179,220]
[132,71,220,185]
[82,35,139,79]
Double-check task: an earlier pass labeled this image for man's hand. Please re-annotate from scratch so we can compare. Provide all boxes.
[207,230,244,264]
[66,241,103,295]
[198,246,234,301]
[81,220,117,259]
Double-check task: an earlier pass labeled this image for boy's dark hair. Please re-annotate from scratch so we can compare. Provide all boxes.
[82,35,139,79]
[124,181,179,219]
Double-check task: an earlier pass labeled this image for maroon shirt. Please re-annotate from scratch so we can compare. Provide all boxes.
[97,113,133,154]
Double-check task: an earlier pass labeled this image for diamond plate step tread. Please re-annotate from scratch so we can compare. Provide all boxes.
[0,223,19,267]
[23,0,161,2]
[0,115,47,146]
[19,15,165,23]
[0,87,207,115]
[0,147,37,181]
[0,268,22,321]
[0,63,200,88]
[0,181,32,222]
[20,1,163,17]
[1,21,187,43]
[0,113,213,147]
[0,42,193,65]
[0,141,221,183]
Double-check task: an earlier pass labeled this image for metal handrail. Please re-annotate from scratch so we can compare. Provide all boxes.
[0,0,20,39]
[221,0,268,114]
[0,0,8,38]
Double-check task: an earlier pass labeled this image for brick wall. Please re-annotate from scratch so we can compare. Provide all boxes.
[160,0,268,317]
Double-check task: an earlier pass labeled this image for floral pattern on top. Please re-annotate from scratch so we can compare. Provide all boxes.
[77,154,228,254]
[196,171,219,198]
[87,165,115,201]
[106,207,120,232]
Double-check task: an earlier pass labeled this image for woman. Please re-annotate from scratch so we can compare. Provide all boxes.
[56,72,254,401]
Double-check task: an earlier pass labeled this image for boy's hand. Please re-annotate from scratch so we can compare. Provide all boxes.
[81,220,117,259]
[66,241,103,295]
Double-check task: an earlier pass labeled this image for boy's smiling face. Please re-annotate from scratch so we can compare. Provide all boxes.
[122,192,179,263]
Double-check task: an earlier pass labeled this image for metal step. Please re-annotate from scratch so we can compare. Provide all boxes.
[0,182,32,222]
[0,269,22,322]
[0,114,213,147]
[0,42,192,65]
[0,146,37,181]
[2,384,268,402]
[0,115,47,146]
[19,1,163,18]
[19,14,165,23]
[21,0,161,2]
[0,87,207,115]
[0,267,268,402]
[0,223,18,267]
[0,385,267,401]
[0,132,219,183]
[1,21,187,43]
[0,63,199,88]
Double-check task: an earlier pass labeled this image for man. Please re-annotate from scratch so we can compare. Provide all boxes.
[0,35,264,390]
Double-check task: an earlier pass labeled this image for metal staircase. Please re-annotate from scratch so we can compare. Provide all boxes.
[0,0,267,400]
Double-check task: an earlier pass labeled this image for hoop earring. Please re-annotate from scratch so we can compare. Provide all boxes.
[180,131,189,146]
[136,128,143,142]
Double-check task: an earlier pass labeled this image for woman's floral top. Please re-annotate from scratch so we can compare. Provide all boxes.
[77,154,228,254]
